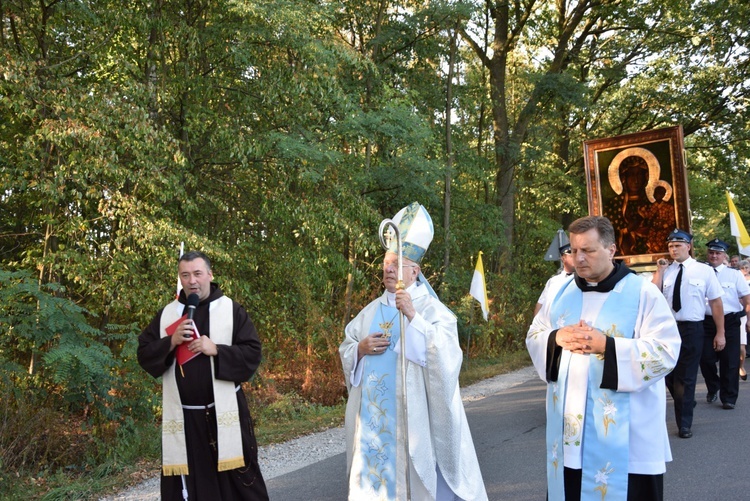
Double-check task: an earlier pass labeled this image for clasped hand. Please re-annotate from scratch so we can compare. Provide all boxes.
[556,320,606,355]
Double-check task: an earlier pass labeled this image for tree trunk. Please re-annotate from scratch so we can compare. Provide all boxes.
[442,28,457,275]
[488,51,515,255]
[342,235,356,330]
[460,0,601,264]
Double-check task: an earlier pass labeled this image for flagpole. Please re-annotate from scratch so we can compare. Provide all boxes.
[177,241,188,499]
[469,251,490,369]
[176,242,185,299]
[470,251,489,321]
[467,254,477,369]
[466,297,473,369]
[379,218,411,500]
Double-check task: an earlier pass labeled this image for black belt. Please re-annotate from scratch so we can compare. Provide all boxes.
[181,385,241,410]
[706,312,743,321]
[676,320,702,326]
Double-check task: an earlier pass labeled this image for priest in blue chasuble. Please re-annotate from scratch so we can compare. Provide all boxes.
[527,216,681,501]
[339,202,488,501]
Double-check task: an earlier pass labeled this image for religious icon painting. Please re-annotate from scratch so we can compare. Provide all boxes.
[583,125,690,270]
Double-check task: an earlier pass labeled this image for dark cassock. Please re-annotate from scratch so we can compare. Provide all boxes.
[138,284,269,500]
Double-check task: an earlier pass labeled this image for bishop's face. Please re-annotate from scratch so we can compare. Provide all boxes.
[382,252,419,293]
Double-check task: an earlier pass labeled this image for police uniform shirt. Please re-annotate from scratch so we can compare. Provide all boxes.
[537,271,574,307]
[704,264,750,315]
[661,257,723,321]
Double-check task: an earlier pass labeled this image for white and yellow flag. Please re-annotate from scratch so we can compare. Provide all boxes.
[727,192,750,257]
[470,251,489,321]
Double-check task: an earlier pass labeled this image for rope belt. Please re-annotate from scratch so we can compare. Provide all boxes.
[181,385,241,410]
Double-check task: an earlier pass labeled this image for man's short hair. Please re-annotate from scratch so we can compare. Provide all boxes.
[179,250,212,271]
[568,216,616,247]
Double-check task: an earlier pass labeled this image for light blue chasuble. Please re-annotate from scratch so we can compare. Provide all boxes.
[357,303,401,500]
[546,274,641,501]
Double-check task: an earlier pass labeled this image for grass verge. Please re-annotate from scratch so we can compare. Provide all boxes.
[459,350,532,387]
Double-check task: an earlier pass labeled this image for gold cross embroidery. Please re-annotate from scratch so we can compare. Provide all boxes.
[379,320,393,339]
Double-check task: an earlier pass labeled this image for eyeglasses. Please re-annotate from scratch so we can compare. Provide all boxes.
[383,262,418,269]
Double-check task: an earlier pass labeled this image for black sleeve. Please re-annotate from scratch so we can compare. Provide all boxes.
[600,336,619,390]
[546,330,563,382]
[137,309,176,378]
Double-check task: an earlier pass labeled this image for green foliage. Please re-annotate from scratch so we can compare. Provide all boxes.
[0,268,154,496]
[0,270,145,418]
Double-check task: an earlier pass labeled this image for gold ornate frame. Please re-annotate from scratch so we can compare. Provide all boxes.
[583,125,690,268]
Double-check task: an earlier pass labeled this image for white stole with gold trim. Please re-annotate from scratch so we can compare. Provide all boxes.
[159,296,244,475]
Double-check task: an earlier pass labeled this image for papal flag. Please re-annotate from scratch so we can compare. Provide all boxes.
[470,251,489,321]
[727,192,750,257]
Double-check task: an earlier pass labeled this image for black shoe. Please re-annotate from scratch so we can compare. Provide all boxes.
[707,392,717,403]
[679,427,693,438]
[723,402,735,409]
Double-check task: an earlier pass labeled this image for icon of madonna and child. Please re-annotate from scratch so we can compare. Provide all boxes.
[601,147,677,257]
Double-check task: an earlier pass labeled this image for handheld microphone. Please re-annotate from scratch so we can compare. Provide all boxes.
[186,293,200,320]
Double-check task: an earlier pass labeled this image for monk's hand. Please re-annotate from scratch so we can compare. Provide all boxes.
[171,319,196,349]
[188,335,218,357]
[358,333,391,359]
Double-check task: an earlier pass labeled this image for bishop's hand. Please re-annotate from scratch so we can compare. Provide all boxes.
[394,289,415,321]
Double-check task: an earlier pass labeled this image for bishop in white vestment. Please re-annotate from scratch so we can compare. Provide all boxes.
[340,202,487,501]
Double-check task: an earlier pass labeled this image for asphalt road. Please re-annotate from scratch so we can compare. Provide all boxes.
[266,369,750,500]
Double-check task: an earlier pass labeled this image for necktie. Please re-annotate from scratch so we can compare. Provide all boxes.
[672,264,683,312]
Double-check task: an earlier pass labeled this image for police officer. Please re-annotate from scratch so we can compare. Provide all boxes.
[700,239,750,409]
[652,229,724,438]
[533,242,575,317]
